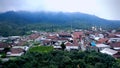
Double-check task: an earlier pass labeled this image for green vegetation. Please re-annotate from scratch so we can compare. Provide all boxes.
[60,42,66,50]
[0,11,120,37]
[29,46,54,53]
[1,53,6,58]
[0,59,1,63]
[2,50,120,68]
[33,41,40,46]
[0,53,6,58]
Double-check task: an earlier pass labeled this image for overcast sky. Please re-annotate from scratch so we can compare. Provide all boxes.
[0,0,120,20]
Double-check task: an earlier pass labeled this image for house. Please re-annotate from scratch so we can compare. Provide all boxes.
[98,34,104,38]
[73,31,83,40]
[0,43,11,52]
[100,48,118,55]
[7,48,24,56]
[95,44,110,50]
[28,33,40,41]
[90,41,96,46]
[108,33,116,38]
[96,38,108,44]
[35,36,41,42]
[89,34,96,39]
[46,35,58,41]
[53,45,61,50]
[113,52,120,58]
[59,33,72,38]
[109,38,120,43]
[94,37,100,41]
[0,37,8,42]
[12,45,29,51]
[9,36,21,40]
[65,41,79,51]
[115,34,120,38]
[13,40,27,46]
[57,37,68,42]
[108,33,120,42]
[42,40,52,46]
[110,42,120,50]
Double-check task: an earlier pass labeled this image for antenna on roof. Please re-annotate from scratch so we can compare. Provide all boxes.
[71,22,73,32]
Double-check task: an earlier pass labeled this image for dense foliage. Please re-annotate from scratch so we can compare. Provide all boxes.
[29,46,54,53]
[2,50,120,68]
[0,11,120,36]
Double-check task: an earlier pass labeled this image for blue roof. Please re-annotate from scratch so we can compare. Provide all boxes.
[91,41,96,46]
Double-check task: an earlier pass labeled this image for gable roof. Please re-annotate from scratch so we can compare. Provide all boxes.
[73,31,83,39]
[47,35,58,40]
[10,48,24,54]
[100,48,118,55]
[65,41,79,46]
[29,33,40,40]
[65,42,73,46]
[97,38,108,44]
[59,33,71,37]
[96,44,110,48]
[110,42,120,47]
[113,52,120,58]
[0,43,11,48]
[14,40,26,46]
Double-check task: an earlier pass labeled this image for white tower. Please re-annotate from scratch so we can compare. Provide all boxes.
[99,26,102,31]
[92,26,95,31]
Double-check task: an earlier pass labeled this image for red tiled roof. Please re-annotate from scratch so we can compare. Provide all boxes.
[65,42,73,46]
[47,35,58,40]
[85,31,93,35]
[58,38,68,41]
[65,41,79,46]
[113,52,120,58]
[42,40,51,44]
[10,48,24,54]
[97,38,108,44]
[59,32,71,36]
[115,32,120,34]
[73,31,83,39]
[110,42,120,47]
[0,43,11,48]
[73,40,79,46]
[29,33,40,40]
[14,41,26,46]
[108,33,120,38]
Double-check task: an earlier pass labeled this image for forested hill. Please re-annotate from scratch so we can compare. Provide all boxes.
[0,11,120,36]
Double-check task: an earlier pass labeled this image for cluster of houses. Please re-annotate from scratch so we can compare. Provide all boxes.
[39,31,83,51]
[86,29,120,58]
[0,37,25,58]
[0,28,120,60]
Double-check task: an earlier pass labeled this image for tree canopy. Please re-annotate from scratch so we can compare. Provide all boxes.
[2,50,120,68]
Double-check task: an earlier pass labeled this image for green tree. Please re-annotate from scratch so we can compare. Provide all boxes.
[3,50,120,68]
[95,63,105,68]
[60,42,66,50]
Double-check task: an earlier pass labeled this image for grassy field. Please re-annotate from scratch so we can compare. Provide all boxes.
[29,46,54,53]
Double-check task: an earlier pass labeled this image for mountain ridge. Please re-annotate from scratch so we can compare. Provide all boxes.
[0,11,120,24]
[0,11,120,36]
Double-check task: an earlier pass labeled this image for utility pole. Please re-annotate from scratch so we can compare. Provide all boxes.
[71,22,73,33]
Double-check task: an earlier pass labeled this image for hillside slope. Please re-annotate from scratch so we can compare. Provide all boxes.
[0,11,120,36]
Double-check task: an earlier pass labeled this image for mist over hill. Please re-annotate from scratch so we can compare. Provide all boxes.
[0,11,120,36]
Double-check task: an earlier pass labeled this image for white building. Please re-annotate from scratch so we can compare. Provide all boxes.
[96,44,110,50]
[100,48,118,55]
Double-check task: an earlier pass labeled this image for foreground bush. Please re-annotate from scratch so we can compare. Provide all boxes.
[2,50,120,68]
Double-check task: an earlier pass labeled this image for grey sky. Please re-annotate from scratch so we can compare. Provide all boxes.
[0,0,120,20]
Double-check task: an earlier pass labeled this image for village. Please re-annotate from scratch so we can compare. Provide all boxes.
[0,26,120,62]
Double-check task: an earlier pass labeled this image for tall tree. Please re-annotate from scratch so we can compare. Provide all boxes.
[60,42,66,50]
